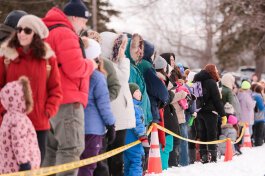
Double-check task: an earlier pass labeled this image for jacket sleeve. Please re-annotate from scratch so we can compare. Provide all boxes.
[46,28,94,79]
[45,57,63,118]
[11,115,31,165]
[254,95,265,111]
[209,80,226,117]
[103,59,121,101]
[94,75,115,126]
[144,68,169,105]
[117,58,130,83]
[133,107,146,137]
[171,91,188,104]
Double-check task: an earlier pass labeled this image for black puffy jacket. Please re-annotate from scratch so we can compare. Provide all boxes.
[193,70,225,117]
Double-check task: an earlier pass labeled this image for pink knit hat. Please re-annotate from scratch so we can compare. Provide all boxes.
[227,115,238,125]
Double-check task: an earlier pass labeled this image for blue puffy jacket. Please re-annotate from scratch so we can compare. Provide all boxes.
[84,70,115,135]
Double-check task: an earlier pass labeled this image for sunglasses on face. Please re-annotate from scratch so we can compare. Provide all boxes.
[16,27,33,35]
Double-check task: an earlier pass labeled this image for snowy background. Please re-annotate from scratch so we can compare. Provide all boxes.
[162,145,265,176]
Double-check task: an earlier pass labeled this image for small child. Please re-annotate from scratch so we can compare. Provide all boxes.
[124,83,149,176]
[78,39,116,176]
[218,103,241,155]
[0,76,40,173]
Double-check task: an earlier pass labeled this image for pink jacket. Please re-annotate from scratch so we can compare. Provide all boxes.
[0,80,40,174]
[175,82,190,110]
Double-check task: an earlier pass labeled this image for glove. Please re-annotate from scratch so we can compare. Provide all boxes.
[106,125,116,145]
[139,135,150,148]
[221,116,227,126]
[19,162,31,171]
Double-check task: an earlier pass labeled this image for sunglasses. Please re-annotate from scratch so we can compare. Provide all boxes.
[16,27,33,35]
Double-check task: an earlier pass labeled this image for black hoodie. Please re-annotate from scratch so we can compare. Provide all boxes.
[193,70,225,117]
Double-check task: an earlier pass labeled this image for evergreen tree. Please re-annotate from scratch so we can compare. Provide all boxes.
[0,0,119,32]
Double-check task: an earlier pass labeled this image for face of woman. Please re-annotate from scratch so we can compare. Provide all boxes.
[170,55,175,67]
[16,25,34,48]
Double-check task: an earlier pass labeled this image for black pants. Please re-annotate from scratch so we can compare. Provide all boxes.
[168,137,179,167]
[253,122,265,146]
[93,137,109,176]
[107,130,126,176]
[197,111,218,156]
[36,130,48,164]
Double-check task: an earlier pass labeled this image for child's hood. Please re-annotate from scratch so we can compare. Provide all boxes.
[0,76,33,114]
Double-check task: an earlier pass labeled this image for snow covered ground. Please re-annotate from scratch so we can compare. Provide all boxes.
[162,145,265,176]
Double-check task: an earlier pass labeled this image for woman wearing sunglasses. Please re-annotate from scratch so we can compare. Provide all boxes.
[0,15,62,165]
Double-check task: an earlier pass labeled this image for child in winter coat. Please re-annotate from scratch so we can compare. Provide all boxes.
[124,83,149,176]
[0,76,40,173]
[218,103,240,155]
[78,39,116,176]
[237,81,256,135]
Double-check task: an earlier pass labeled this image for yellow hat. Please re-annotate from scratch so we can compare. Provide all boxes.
[241,81,251,90]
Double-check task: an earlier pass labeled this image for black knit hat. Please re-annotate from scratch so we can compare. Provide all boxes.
[4,10,28,28]
[129,83,140,96]
[63,0,91,19]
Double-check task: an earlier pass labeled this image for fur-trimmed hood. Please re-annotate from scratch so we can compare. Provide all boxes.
[0,76,33,114]
[0,41,55,60]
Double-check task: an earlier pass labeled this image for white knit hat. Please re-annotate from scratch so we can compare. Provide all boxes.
[84,39,101,59]
[100,31,118,60]
[221,73,235,90]
[17,15,49,39]
[154,56,167,70]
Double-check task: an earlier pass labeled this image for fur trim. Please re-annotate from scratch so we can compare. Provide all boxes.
[0,41,55,60]
[19,76,33,114]
[0,41,18,60]
[130,33,144,63]
[43,42,55,59]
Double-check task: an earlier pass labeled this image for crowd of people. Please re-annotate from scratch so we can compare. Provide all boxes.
[0,0,264,175]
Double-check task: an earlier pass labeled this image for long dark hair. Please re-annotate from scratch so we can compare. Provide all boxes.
[8,33,46,59]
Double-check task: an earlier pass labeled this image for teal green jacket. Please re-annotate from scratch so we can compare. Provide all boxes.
[125,39,152,125]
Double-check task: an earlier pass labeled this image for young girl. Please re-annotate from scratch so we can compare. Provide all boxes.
[78,39,116,176]
[0,76,40,173]
[218,103,239,155]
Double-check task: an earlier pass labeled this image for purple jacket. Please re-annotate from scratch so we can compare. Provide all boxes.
[237,90,256,125]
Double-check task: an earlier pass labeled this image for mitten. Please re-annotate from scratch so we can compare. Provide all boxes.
[19,162,31,171]
[221,116,227,126]
[106,125,116,145]
[188,116,195,127]
[139,135,150,148]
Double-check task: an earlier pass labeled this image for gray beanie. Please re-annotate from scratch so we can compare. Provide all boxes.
[154,56,167,70]
[17,15,49,39]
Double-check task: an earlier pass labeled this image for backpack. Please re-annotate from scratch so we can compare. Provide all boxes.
[190,81,205,112]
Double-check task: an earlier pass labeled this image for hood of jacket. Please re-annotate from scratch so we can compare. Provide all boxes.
[193,70,213,82]
[0,41,55,60]
[143,40,154,64]
[42,7,74,30]
[125,34,144,65]
[0,80,27,113]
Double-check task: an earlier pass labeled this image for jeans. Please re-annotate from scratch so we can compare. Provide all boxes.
[179,123,189,166]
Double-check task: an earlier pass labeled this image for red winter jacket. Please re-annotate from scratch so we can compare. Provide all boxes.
[0,44,62,130]
[43,7,94,107]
